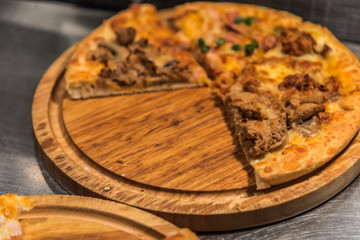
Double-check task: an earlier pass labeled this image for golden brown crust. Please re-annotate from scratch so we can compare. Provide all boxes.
[252,110,360,188]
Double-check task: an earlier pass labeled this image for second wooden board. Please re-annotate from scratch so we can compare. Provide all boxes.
[20,195,181,239]
[32,46,360,232]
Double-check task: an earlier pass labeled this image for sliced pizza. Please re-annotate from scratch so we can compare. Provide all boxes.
[0,194,33,240]
[65,4,211,99]
[63,2,360,190]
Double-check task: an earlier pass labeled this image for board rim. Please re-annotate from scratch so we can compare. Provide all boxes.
[20,194,180,239]
[31,45,360,231]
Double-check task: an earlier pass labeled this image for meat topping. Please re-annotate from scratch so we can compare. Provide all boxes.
[282,89,327,125]
[225,92,283,121]
[280,28,316,56]
[87,47,114,64]
[278,74,320,91]
[278,74,301,90]
[261,35,278,52]
[278,74,333,126]
[323,76,340,100]
[116,27,137,46]
[242,79,261,93]
[286,102,324,125]
[295,74,320,91]
[96,39,190,88]
[87,41,130,65]
[284,90,327,106]
[98,42,117,56]
[241,118,287,158]
[225,91,288,158]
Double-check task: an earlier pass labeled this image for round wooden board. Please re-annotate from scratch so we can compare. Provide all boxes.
[32,46,360,232]
[20,195,180,239]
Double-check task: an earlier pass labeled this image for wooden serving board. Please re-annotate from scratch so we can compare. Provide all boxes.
[32,46,360,231]
[20,195,181,239]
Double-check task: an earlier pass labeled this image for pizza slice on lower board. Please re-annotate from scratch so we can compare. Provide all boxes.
[0,194,33,240]
[65,4,211,99]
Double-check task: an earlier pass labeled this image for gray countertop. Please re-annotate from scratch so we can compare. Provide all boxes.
[0,1,359,239]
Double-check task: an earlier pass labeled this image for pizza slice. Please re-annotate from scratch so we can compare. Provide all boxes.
[223,22,360,189]
[0,194,33,240]
[65,4,211,99]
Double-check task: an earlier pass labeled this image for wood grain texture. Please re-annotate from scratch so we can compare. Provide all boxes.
[62,88,252,191]
[32,46,360,231]
[20,195,180,239]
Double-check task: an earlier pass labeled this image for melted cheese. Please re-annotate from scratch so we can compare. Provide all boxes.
[254,59,295,83]
[176,12,204,39]
[325,102,343,113]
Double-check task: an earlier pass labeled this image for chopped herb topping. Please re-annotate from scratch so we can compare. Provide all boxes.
[231,44,242,51]
[234,16,254,26]
[234,16,243,24]
[200,45,210,53]
[245,40,259,56]
[197,38,210,53]
[215,37,226,48]
[251,39,259,48]
[197,38,205,46]
[244,17,254,26]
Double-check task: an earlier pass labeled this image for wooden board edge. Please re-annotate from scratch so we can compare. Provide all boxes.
[20,195,181,239]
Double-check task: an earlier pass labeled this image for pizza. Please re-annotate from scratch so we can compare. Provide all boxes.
[64,2,360,189]
[0,194,33,240]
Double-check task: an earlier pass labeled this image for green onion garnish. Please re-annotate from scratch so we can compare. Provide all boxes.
[231,44,242,51]
[244,17,254,26]
[201,45,210,53]
[234,16,243,24]
[197,38,210,53]
[197,38,205,46]
[245,40,259,56]
[216,37,226,48]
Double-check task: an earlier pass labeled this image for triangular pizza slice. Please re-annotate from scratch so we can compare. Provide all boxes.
[65,4,211,99]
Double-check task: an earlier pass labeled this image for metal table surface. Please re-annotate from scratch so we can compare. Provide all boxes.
[1,0,359,239]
